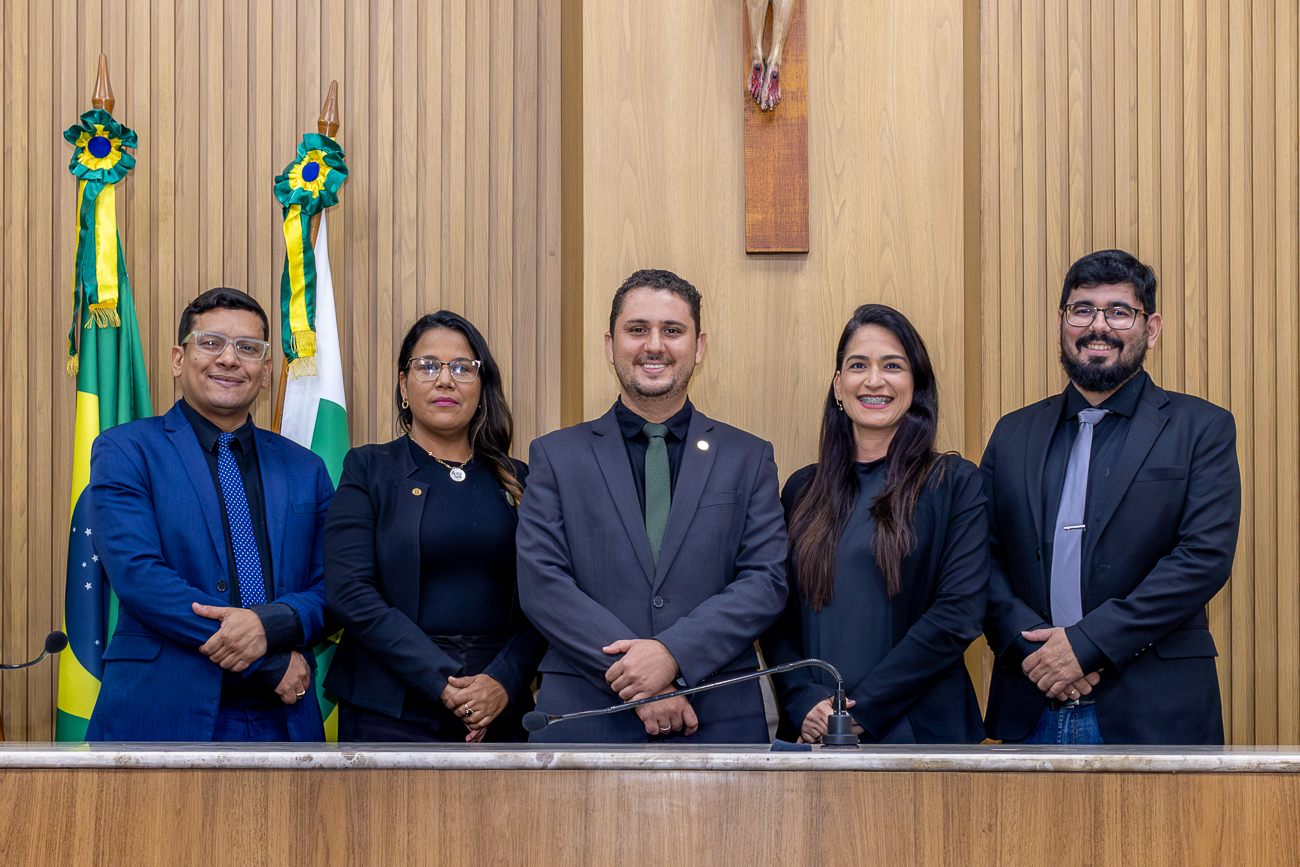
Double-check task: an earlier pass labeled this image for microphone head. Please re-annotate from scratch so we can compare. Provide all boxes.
[522,711,549,732]
[45,631,69,654]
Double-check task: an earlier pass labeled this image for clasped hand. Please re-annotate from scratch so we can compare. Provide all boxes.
[602,638,679,701]
[441,674,509,743]
[1021,627,1103,700]
[193,602,267,672]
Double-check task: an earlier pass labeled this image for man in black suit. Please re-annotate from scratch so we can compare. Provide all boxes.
[982,249,1240,745]
[517,269,788,743]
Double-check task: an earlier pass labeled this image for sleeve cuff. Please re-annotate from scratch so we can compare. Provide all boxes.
[1064,625,1109,674]
[998,625,1052,670]
[251,602,303,653]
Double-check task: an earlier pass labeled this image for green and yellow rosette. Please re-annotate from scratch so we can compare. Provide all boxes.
[273,134,348,378]
[63,108,138,374]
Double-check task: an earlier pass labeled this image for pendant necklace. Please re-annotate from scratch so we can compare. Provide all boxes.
[413,437,473,482]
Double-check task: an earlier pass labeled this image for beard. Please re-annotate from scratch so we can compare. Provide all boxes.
[614,356,695,402]
[1059,330,1148,393]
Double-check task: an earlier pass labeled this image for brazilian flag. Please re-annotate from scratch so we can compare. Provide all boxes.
[55,110,152,741]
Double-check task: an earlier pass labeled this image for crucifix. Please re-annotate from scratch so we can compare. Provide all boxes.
[744,0,808,254]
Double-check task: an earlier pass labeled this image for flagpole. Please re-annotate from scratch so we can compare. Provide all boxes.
[274,81,340,433]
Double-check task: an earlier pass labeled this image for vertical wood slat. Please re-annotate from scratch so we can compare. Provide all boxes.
[983,0,1299,744]
[4,0,31,741]
[1249,0,1277,746]
[1273,0,1300,748]
[27,0,56,743]
[0,0,563,739]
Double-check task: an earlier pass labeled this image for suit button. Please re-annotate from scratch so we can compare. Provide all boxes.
[653,596,664,608]
[216,581,228,593]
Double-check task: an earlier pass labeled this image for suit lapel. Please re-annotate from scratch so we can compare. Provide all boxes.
[392,440,426,615]
[255,429,287,589]
[653,411,716,590]
[1088,382,1169,544]
[1026,392,1065,544]
[591,409,656,583]
[163,404,228,573]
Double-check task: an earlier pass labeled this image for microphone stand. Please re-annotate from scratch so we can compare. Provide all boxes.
[524,657,860,748]
[0,631,69,670]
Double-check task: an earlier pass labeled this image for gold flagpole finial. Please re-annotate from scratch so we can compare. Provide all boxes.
[318,81,340,137]
[91,54,114,113]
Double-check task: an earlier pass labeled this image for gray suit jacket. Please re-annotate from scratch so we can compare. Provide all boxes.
[516,403,788,742]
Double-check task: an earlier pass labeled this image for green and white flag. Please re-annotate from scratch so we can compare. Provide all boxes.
[279,212,348,486]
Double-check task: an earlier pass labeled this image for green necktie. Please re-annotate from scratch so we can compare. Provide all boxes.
[643,422,671,567]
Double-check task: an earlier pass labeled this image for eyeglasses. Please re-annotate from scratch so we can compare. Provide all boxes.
[408,357,482,383]
[1061,303,1149,330]
[182,330,271,361]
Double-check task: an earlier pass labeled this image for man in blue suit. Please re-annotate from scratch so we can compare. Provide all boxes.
[86,288,334,741]
[517,269,788,743]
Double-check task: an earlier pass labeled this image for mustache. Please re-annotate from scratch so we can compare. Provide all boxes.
[1075,332,1124,351]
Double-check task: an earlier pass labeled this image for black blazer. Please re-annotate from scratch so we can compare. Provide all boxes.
[762,455,988,744]
[982,375,1240,744]
[323,438,543,719]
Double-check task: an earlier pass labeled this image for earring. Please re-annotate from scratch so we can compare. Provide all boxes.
[401,398,409,410]
[836,399,843,411]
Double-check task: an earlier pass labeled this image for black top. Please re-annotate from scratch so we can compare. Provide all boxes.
[179,399,302,703]
[322,437,547,728]
[761,455,989,744]
[613,398,693,517]
[1011,369,1149,672]
[408,439,521,636]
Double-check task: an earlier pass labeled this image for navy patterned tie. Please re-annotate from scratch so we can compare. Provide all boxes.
[217,432,266,605]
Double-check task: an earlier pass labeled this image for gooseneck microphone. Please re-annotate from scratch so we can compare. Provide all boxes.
[0,631,69,670]
[523,657,860,748]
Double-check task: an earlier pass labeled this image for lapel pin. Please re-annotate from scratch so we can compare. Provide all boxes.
[697,440,709,451]
[412,487,422,496]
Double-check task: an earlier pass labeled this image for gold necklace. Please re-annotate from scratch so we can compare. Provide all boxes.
[412,436,473,482]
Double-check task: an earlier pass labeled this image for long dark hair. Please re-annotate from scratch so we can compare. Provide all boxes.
[395,311,524,504]
[787,304,942,607]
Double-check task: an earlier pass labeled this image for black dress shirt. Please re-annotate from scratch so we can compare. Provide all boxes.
[1024,370,1149,673]
[613,397,693,517]
[179,399,302,702]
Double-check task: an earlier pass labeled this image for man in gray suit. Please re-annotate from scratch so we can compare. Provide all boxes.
[517,269,788,742]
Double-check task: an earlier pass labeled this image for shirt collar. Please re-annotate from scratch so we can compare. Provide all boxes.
[179,398,257,454]
[1064,368,1149,420]
[614,397,694,441]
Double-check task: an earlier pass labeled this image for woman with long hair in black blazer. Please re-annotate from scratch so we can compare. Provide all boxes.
[324,311,545,742]
[761,304,988,744]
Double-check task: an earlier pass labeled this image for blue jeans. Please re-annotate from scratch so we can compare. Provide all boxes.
[1019,703,1104,745]
[212,700,291,742]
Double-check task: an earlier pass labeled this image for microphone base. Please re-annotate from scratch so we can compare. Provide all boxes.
[821,712,860,749]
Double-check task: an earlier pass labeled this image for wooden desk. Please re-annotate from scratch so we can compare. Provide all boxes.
[2,744,1297,866]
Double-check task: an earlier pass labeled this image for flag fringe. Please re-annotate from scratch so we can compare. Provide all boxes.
[88,303,121,328]
[288,356,318,379]
[66,354,79,376]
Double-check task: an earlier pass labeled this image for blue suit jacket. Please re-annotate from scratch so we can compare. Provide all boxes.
[516,404,788,743]
[86,401,333,741]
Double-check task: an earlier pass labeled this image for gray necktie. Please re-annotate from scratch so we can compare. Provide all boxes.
[1050,407,1108,626]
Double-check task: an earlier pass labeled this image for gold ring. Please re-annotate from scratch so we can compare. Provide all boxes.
[296,690,306,697]
[464,706,474,718]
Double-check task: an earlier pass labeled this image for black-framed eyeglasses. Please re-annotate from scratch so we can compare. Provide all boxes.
[408,356,482,383]
[1061,303,1149,330]
[182,330,271,361]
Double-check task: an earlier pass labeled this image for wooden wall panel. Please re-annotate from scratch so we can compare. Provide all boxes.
[0,0,561,740]
[981,0,1300,745]
[580,0,968,473]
